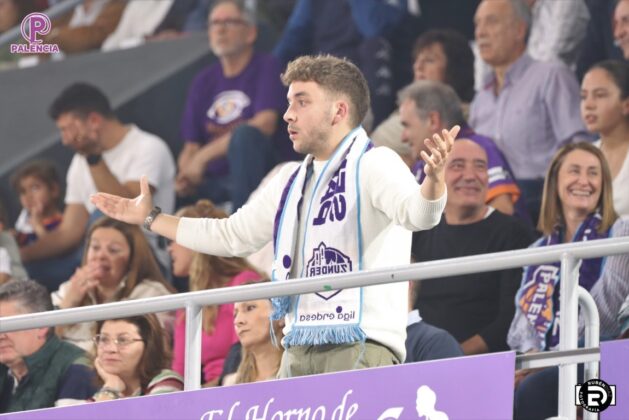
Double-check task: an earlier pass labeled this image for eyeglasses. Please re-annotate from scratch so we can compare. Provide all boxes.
[93,334,144,348]
[208,18,247,29]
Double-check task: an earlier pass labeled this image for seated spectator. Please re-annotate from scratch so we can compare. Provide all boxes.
[20,83,176,279]
[398,80,522,217]
[0,201,28,284]
[405,280,463,363]
[576,0,623,80]
[0,279,96,412]
[613,0,629,61]
[372,29,475,165]
[52,217,174,351]
[412,140,535,355]
[91,314,183,401]
[471,0,587,225]
[508,143,629,419]
[43,0,125,55]
[177,0,287,211]
[223,293,284,385]
[581,60,629,216]
[169,200,261,386]
[11,160,63,248]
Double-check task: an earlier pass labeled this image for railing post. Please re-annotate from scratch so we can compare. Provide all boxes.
[184,303,202,390]
[557,253,580,419]
[578,287,601,420]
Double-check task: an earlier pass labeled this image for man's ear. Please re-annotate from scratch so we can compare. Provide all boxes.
[428,111,442,132]
[622,97,629,117]
[37,326,49,340]
[331,100,349,126]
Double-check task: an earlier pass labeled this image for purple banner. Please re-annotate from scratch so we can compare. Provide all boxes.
[601,339,629,420]
[3,352,515,420]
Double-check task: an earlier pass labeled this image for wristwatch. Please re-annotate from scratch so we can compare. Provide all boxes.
[143,206,162,231]
[86,154,102,166]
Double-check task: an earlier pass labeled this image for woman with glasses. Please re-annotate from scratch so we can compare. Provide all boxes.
[168,200,261,387]
[52,217,175,351]
[91,314,183,401]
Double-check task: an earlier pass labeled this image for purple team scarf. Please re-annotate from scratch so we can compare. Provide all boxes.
[516,213,609,349]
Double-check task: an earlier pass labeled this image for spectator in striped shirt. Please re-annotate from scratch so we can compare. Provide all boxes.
[91,314,183,401]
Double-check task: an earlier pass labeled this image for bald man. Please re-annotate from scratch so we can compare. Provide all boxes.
[411,140,536,355]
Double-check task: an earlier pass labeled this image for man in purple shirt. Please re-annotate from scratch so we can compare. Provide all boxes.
[399,80,526,219]
[470,0,587,224]
[177,0,287,210]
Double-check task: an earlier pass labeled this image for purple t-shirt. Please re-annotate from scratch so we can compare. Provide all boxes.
[180,52,286,176]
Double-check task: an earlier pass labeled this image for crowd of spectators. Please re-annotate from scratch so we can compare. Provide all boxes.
[1,0,629,415]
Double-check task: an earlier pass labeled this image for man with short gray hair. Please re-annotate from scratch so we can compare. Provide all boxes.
[0,280,95,413]
[399,80,523,218]
[470,0,587,224]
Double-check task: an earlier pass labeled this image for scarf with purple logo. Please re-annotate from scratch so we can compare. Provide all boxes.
[516,213,609,350]
[270,126,372,347]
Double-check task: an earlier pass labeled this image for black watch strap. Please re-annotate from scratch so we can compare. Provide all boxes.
[86,154,102,166]
[143,206,162,231]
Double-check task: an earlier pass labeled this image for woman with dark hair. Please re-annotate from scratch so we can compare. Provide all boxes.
[412,29,475,106]
[52,217,175,350]
[169,200,261,387]
[371,29,475,164]
[581,59,629,216]
[91,314,183,400]
[508,142,629,419]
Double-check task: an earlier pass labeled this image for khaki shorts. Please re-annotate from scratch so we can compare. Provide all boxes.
[278,340,399,378]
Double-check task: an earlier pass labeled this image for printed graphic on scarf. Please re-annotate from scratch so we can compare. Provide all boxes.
[518,265,558,341]
[314,160,347,226]
[306,242,353,299]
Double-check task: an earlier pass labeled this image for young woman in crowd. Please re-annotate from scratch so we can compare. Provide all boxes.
[222,291,285,385]
[507,142,629,419]
[581,60,629,216]
[91,314,183,401]
[52,217,175,350]
[169,200,261,387]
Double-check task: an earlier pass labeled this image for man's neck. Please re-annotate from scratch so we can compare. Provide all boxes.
[444,205,488,225]
[220,48,253,78]
[492,49,525,94]
[8,360,28,382]
[99,120,130,152]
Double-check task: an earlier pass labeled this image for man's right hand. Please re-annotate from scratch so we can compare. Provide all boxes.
[90,175,153,226]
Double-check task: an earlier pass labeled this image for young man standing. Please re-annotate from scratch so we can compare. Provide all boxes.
[92,55,457,377]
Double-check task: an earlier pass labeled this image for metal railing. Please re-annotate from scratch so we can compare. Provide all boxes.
[2,236,629,419]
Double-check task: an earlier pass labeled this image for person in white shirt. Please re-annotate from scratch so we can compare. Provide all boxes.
[91,55,457,377]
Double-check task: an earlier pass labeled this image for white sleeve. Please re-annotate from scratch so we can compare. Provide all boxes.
[0,248,10,274]
[64,155,87,205]
[362,147,446,231]
[175,164,296,257]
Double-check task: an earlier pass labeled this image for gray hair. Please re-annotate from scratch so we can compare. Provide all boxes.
[0,279,53,314]
[398,80,466,127]
[508,0,532,31]
[210,0,256,25]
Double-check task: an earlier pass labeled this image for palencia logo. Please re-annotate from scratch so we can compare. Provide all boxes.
[575,379,616,413]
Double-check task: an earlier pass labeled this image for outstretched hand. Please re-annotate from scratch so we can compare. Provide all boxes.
[90,175,152,226]
[421,125,460,181]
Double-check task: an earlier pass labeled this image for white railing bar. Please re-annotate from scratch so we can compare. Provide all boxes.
[184,303,202,390]
[515,347,600,370]
[579,287,601,420]
[2,236,628,333]
[558,254,580,419]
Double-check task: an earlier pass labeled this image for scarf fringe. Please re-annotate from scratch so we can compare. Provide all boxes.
[271,296,291,321]
[284,325,366,347]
